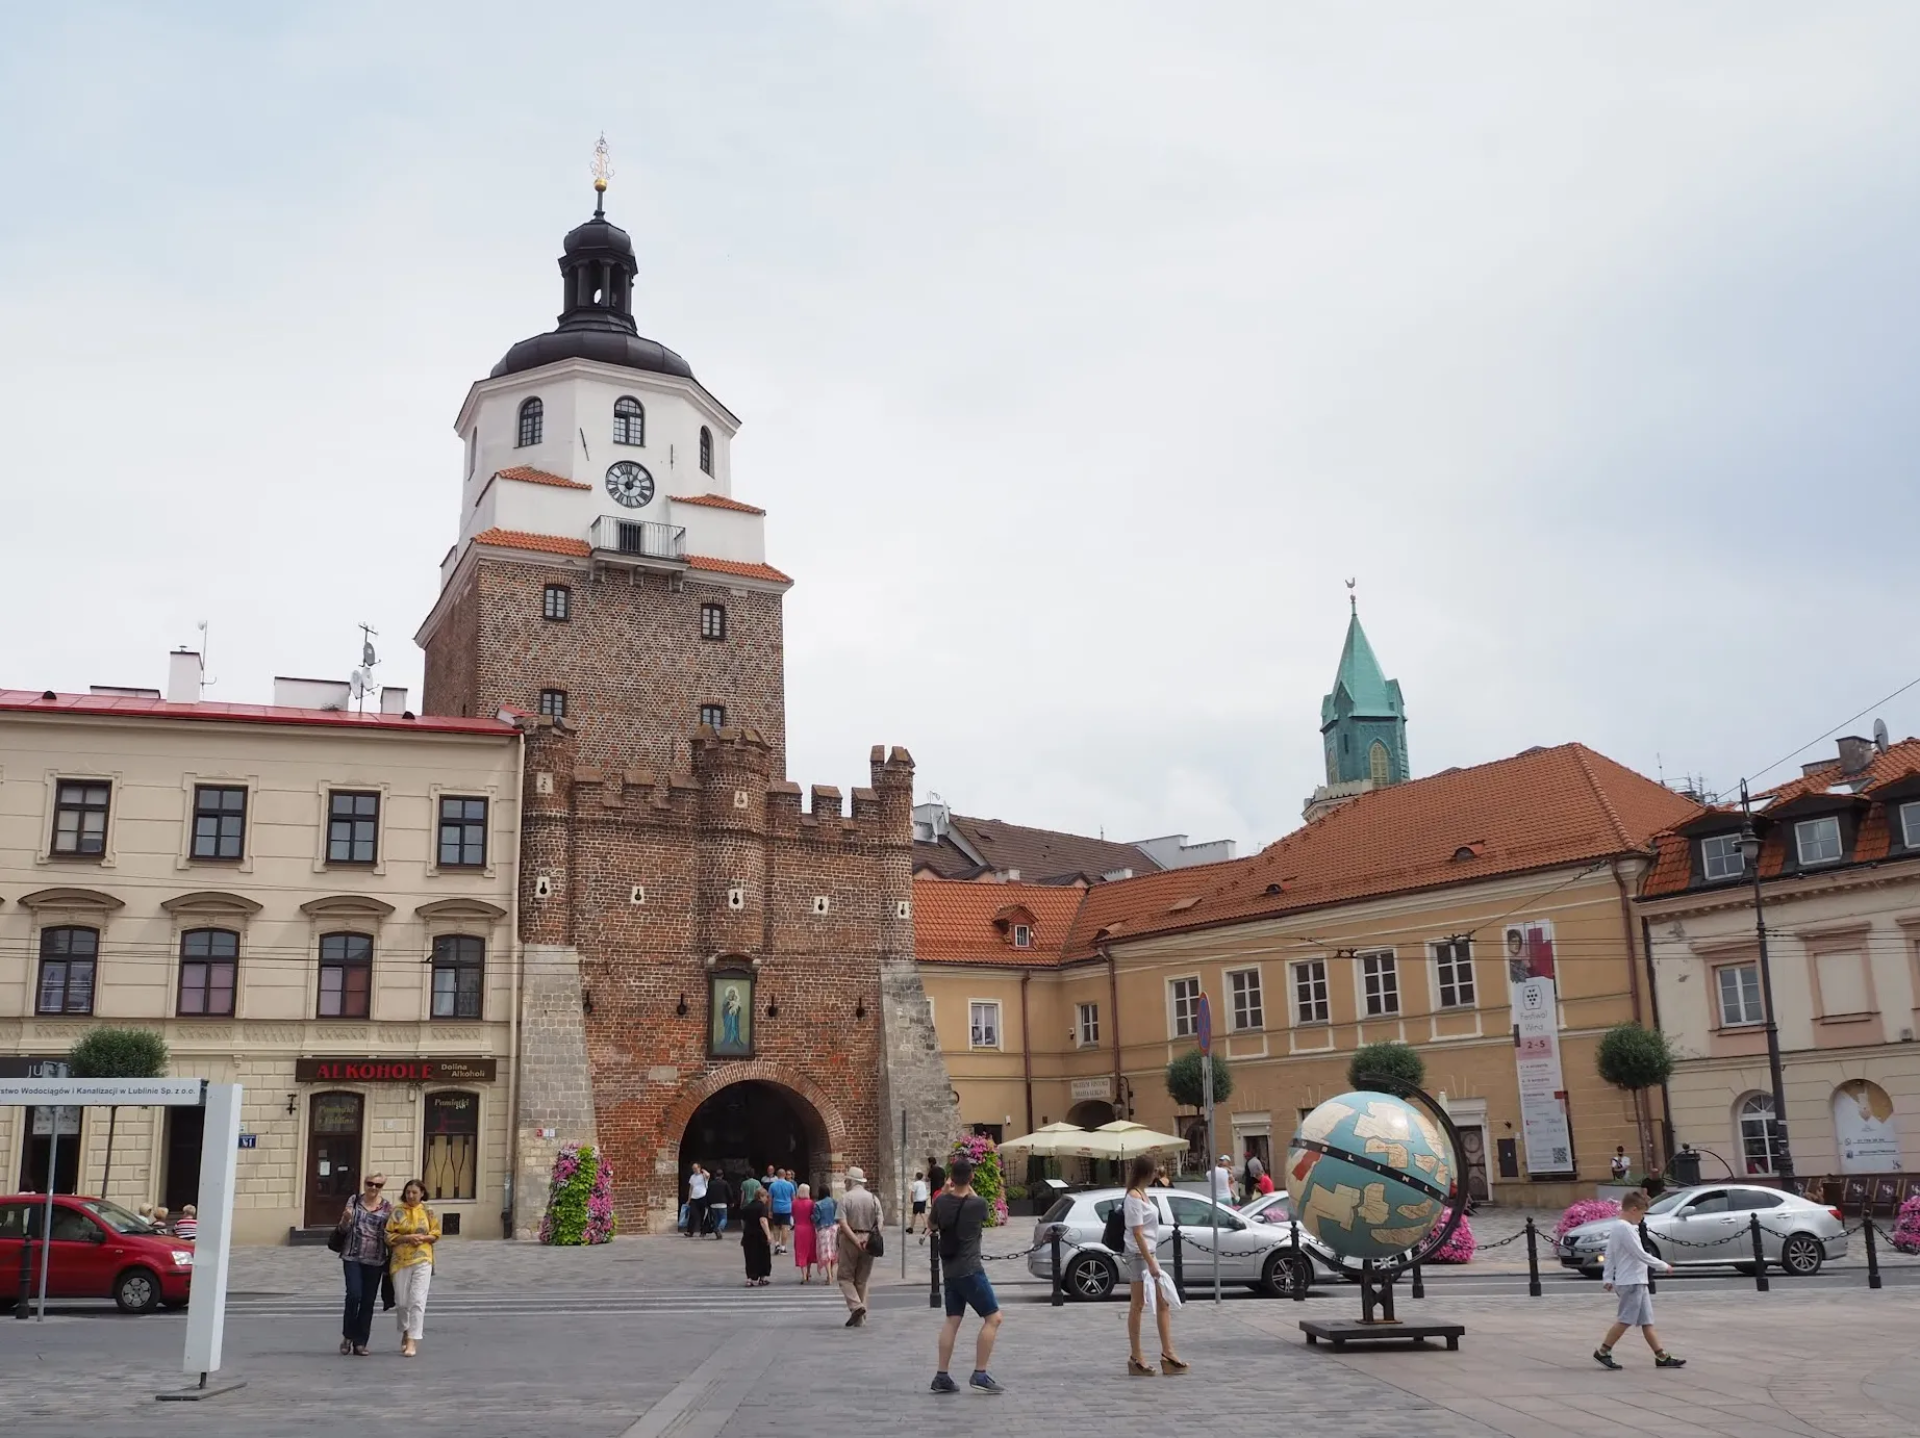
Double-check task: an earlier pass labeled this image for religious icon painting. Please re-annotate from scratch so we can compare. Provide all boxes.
[709,970,754,1058]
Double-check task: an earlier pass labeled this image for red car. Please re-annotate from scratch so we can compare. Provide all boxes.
[0,1194,194,1313]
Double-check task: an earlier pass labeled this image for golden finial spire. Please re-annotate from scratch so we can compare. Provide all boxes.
[591,132,613,215]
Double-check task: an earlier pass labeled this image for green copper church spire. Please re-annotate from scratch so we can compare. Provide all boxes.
[1319,589,1408,790]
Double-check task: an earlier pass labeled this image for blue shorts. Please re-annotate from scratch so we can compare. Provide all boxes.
[944,1269,999,1319]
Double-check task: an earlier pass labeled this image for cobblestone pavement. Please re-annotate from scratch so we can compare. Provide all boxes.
[5,1233,1918,1438]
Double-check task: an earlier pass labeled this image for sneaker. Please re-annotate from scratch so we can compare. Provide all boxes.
[969,1372,1005,1395]
[1655,1353,1686,1369]
[930,1374,959,1395]
[1593,1349,1623,1371]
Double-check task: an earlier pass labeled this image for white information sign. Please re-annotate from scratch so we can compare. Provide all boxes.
[1506,920,1573,1175]
[31,1105,81,1136]
[1834,1079,1903,1174]
[0,1077,204,1107]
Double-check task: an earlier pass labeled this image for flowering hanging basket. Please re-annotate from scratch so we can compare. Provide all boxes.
[538,1142,617,1245]
[1555,1197,1622,1243]
[1892,1194,1920,1256]
[1428,1207,1476,1263]
[949,1132,1009,1227]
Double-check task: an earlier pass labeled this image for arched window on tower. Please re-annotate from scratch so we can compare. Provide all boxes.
[1369,741,1392,785]
[517,397,543,448]
[613,396,645,447]
[699,426,713,476]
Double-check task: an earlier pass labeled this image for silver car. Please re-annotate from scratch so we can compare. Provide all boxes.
[1556,1183,1848,1278]
[1027,1186,1323,1300]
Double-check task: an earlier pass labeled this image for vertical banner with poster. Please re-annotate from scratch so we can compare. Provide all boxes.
[1505,920,1573,1175]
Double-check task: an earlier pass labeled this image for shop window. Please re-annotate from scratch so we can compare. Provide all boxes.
[423,1091,479,1201]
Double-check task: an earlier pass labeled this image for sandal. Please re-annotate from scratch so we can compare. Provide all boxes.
[1160,1355,1189,1374]
[1128,1358,1156,1377]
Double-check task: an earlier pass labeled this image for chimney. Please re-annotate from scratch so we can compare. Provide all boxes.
[166,650,202,704]
[1836,735,1875,777]
[379,686,409,715]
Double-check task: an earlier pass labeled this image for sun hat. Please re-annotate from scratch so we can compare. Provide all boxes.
[846,1166,867,1186]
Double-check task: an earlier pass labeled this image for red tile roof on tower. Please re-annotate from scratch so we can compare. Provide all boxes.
[494,466,591,491]
[913,878,1088,967]
[1640,736,1920,898]
[1061,742,1699,957]
[685,555,792,584]
[675,493,767,514]
[471,527,593,557]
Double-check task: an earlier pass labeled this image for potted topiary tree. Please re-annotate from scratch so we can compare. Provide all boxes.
[1347,1041,1425,1097]
[1595,1022,1675,1183]
[1165,1049,1233,1108]
[68,1026,171,1201]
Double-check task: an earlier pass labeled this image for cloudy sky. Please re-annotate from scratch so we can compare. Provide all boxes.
[3,3,1917,850]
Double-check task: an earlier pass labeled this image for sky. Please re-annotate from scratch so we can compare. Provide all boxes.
[3,2,1918,852]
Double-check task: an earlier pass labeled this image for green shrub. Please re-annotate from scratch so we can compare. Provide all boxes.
[1165,1049,1233,1107]
[68,1026,170,1078]
[1596,1023,1675,1092]
[1348,1041,1425,1096]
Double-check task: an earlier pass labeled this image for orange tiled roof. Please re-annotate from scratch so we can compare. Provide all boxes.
[471,528,592,557]
[1062,743,1699,957]
[1641,737,1920,897]
[676,493,766,515]
[687,555,793,585]
[495,466,590,491]
[913,878,1088,967]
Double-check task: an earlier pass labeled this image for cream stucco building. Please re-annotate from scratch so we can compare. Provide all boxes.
[0,660,526,1244]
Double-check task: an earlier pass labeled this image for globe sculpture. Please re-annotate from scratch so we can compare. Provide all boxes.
[1287,1090,1455,1264]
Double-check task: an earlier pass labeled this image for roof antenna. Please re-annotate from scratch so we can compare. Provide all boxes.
[351,624,379,714]
[195,620,216,694]
[1345,576,1356,613]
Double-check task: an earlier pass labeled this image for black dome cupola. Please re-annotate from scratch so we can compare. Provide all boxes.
[490,138,696,381]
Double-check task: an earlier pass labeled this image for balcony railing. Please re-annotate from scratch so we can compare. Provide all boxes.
[590,516,687,565]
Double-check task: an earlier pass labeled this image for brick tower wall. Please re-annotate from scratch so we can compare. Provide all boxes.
[423,556,788,776]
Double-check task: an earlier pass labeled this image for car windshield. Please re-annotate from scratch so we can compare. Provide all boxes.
[82,1198,157,1234]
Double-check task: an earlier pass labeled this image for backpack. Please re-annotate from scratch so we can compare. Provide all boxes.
[1101,1201,1126,1253]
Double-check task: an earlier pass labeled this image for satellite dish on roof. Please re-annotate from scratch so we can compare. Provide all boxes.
[350,669,367,702]
[1874,718,1890,753]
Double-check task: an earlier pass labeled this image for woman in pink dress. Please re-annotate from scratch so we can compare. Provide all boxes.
[792,1184,817,1283]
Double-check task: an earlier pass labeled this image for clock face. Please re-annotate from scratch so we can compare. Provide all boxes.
[605,461,655,508]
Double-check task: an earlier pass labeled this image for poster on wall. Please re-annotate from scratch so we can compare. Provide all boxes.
[1833,1079,1902,1173]
[1506,920,1573,1175]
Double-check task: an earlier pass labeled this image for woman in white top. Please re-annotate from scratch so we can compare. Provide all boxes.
[1122,1155,1186,1376]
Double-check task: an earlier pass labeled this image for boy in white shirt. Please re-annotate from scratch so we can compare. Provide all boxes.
[1595,1190,1685,1369]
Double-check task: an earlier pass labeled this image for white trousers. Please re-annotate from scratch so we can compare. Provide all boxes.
[393,1263,432,1340]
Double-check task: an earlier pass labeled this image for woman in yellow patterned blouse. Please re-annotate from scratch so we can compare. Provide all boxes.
[385,1179,441,1357]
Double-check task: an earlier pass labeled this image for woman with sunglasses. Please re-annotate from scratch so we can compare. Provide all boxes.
[337,1173,391,1356]
[386,1178,442,1357]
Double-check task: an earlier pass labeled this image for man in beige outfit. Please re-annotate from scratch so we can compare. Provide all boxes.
[835,1166,884,1326]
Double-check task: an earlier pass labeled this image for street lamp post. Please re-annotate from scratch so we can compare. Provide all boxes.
[1738,780,1795,1189]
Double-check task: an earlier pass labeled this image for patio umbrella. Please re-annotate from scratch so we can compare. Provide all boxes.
[996,1121,1103,1160]
[1086,1120,1188,1159]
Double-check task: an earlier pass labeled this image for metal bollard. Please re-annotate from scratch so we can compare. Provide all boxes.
[1410,1261,1424,1300]
[1050,1226,1064,1308]
[1640,1220,1656,1295]
[1864,1217,1883,1291]
[929,1233,942,1309]
[1525,1217,1541,1298]
[1290,1220,1306,1302]
[1172,1223,1186,1301]
[1748,1213,1770,1293]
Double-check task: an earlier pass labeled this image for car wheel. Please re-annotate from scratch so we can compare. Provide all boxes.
[1065,1254,1116,1301]
[115,1267,162,1314]
[1577,1266,1603,1280]
[1779,1234,1824,1277]
[1261,1251,1313,1297]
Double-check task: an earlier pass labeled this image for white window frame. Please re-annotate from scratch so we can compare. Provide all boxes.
[1716,961,1764,1027]
[1076,1001,1099,1047]
[1227,967,1263,1032]
[1292,959,1329,1025]
[1168,976,1202,1038]
[1431,938,1475,1010]
[968,999,1001,1050]
[1011,923,1032,949]
[1903,801,1920,850]
[1738,1093,1781,1176]
[1700,832,1745,882]
[1360,950,1400,1017]
[1794,816,1842,866]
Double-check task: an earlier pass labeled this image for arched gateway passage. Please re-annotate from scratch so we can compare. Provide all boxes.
[680,1080,832,1195]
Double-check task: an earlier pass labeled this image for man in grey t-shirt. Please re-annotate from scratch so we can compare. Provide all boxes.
[928,1157,1004,1395]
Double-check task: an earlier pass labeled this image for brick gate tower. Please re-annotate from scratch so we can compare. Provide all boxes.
[417,160,956,1233]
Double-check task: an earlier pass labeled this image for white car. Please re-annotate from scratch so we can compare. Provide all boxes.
[1027,1186,1334,1300]
[1556,1184,1849,1277]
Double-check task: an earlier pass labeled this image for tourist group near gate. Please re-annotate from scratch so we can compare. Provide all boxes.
[3,154,1918,1274]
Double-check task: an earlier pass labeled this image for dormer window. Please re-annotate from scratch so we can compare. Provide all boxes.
[613,396,645,446]
[1794,816,1843,866]
[1901,801,1920,849]
[699,426,713,475]
[517,397,543,448]
[1700,833,1745,882]
[1012,924,1032,949]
